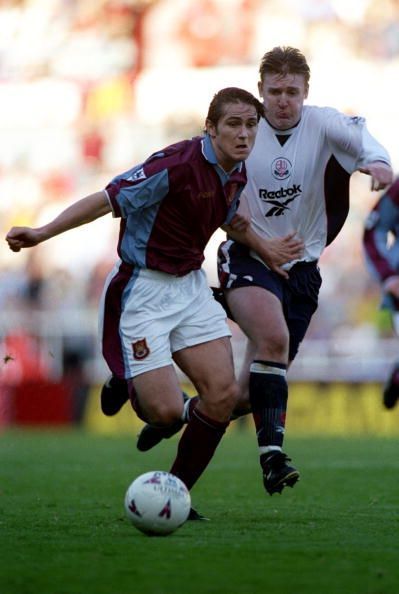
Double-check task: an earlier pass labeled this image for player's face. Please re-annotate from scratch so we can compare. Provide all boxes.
[206,101,259,172]
[258,73,308,130]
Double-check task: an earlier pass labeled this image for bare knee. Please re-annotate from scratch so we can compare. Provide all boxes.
[198,379,239,421]
[140,399,183,427]
[255,328,289,362]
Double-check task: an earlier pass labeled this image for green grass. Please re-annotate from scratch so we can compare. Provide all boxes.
[1,428,399,594]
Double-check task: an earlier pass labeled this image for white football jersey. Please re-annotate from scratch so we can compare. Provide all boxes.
[241,106,391,269]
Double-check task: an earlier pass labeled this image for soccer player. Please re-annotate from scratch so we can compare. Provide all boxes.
[136,47,393,496]
[7,87,297,518]
[363,177,399,409]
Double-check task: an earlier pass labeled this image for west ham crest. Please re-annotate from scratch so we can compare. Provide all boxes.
[132,338,150,360]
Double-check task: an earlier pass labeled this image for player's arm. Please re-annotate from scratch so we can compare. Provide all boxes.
[363,188,399,291]
[357,124,393,190]
[222,215,304,279]
[358,161,393,191]
[327,111,393,191]
[6,190,111,252]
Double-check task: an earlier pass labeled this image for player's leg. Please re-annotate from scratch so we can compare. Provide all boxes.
[136,390,191,451]
[129,365,207,520]
[169,336,238,491]
[133,340,236,512]
[100,373,189,422]
[226,284,298,495]
[164,271,238,492]
[136,269,232,452]
[131,365,187,426]
[100,375,130,416]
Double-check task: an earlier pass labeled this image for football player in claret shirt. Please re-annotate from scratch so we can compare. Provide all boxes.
[363,177,399,410]
[137,47,393,497]
[6,87,303,519]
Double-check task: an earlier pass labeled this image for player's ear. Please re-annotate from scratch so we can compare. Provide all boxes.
[205,118,217,138]
[257,81,263,98]
[304,84,309,99]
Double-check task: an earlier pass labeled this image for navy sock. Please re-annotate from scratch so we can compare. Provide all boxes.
[249,360,288,452]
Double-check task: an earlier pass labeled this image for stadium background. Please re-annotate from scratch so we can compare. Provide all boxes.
[1,0,399,434]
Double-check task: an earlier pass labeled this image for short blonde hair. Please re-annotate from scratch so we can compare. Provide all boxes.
[259,46,310,88]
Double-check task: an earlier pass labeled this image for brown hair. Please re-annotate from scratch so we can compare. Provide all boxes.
[259,46,310,88]
[206,87,264,126]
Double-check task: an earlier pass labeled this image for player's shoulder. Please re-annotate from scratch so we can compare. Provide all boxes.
[302,105,341,123]
[303,106,366,138]
[147,137,199,163]
[144,137,203,174]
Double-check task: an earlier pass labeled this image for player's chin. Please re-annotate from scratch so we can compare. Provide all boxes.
[234,147,251,160]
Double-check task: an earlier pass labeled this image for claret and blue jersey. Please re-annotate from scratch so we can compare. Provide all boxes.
[105,134,247,276]
[363,178,399,292]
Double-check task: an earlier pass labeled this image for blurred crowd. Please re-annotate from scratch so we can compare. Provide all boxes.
[1,0,399,386]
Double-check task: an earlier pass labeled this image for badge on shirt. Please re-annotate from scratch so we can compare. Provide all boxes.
[271,157,292,180]
[132,338,150,360]
[127,167,146,182]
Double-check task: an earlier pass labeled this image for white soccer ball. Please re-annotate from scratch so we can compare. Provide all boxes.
[124,471,191,536]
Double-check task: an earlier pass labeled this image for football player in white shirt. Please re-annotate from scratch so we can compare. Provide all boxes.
[216,46,393,495]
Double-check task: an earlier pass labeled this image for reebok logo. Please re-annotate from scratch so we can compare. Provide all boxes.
[259,185,302,200]
[258,184,302,217]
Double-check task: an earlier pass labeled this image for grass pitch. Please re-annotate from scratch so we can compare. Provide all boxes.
[1,428,399,594]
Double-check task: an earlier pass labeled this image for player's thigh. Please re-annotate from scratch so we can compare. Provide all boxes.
[132,365,184,424]
[173,337,237,406]
[170,269,234,395]
[218,240,288,348]
[226,285,289,349]
[170,277,237,403]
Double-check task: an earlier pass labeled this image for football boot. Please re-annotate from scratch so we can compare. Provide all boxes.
[261,451,300,495]
[100,375,129,416]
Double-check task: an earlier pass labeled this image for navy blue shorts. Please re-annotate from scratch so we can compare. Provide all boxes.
[216,240,322,361]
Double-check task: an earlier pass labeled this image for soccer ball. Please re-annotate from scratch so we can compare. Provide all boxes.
[124,471,191,536]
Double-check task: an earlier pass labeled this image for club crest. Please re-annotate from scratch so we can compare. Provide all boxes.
[132,338,150,360]
[271,157,292,180]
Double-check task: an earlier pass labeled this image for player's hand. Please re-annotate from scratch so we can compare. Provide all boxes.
[258,232,304,279]
[5,227,42,252]
[383,276,399,299]
[359,162,393,191]
[228,213,250,233]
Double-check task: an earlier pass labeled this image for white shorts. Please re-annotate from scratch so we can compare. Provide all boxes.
[99,264,231,379]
